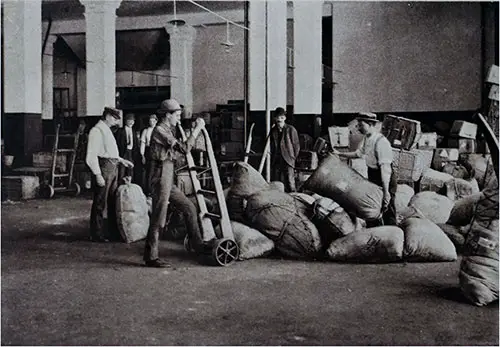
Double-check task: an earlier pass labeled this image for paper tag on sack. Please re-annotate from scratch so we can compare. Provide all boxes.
[336,180,349,192]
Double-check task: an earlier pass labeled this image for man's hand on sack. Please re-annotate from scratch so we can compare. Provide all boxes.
[194,118,205,129]
[120,158,134,168]
[96,174,106,187]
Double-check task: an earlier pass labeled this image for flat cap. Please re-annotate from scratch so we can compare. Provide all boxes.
[103,107,122,119]
[157,99,182,114]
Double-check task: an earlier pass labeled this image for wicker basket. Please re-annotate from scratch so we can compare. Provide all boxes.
[392,148,433,182]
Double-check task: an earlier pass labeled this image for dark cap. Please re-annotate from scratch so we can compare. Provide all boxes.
[103,107,121,119]
[274,107,286,116]
[157,99,182,114]
[356,112,379,123]
[125,113,135,121]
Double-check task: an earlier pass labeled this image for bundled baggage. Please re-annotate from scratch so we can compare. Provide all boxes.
[228,221,275,260]
[437,223,467,252]
[245,189,322,259]
[459,183,499,306]
[326,226,404,263]
[408,191,454,224]
[419,168,454,192]
[312,196,358,245]
[400,216,457,262]
[116,182,149,243]
[303,153,383,221]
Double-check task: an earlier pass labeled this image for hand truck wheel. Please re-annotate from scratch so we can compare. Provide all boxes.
[43,184,55,199]
[211,238,239,266]
[184,234,194,253]
[72,182,81,197]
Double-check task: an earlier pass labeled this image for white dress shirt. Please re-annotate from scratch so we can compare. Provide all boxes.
[125,126,134,150]
[86,120,120,175]
[140,127,155,155]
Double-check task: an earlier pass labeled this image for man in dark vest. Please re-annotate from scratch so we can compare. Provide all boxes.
[270,107,300,192]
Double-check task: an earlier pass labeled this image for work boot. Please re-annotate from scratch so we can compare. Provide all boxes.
[145,258,171,268]
[90,235,110,243]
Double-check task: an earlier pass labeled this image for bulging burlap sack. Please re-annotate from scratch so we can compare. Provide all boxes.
[227,162,269,223]
[269,181,285,192]
[230,162,270,198]
[326,226,404,263]
[116,183,149,243]
[245,190,322,259]
[400,216,457,262]
[443,178,480,201]
[290,192,316,218]
[229,221,275,260]
[395,184,415,214]
[303,153,383,221]
[447,192,483,226]
[408,191,454,224]
[312,196,358,246]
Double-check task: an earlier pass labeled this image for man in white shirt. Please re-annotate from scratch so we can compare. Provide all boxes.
[334,112,397,226]
[86,107,134,242]
[140,114,158,196]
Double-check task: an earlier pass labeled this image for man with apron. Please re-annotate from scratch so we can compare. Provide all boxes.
[140,113,158,196]
[86,107,134,242]
[334,112,397,227]
[143,99,206,268]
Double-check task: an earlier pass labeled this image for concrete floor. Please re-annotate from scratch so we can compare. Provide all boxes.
[1,196,498,346]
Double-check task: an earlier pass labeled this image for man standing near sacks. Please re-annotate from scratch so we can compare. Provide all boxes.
[115,113,139,184]
[333,112,397,226]
[140,114,158,195]
[143,99,207,268]
[86,107,134,242]
[270,107,300,192]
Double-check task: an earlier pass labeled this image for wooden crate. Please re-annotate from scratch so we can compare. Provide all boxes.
[417,132,438,149]
[296,151,319,171]
[1,175,39,200]
[449,120,477,139]
[392,148,433,182]
[447,138,476,154]
[382,115,421,150]
[33,152,67,173]
[328,126,350,148]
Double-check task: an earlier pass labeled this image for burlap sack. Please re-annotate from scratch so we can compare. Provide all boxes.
[303,153,383,221]
[447,192,483,226]
[116,183,149,243]
[245,190,322,259]
[408,191,454,224]
[228,221,275,260]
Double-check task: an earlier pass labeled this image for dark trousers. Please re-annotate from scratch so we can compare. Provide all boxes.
[144,160,203,261]
[118,149,135,185]
[271,156,296,192]
[90,158,119,240]
[366,165,398,227]
[142,147,152,196]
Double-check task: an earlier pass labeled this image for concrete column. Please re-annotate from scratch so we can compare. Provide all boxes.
[80,0,121,116]
[248,1,266,111]
[3,0,43,165]
[266,1,287,111]
[293,1,323,114]
[42,35,58,120]
[165,24,196,117]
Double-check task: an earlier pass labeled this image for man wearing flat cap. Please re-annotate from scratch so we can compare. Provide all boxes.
[334,112,397,226]
[143,99,207,268]
[86,107,134,242]
[115,113,140,185]
[140,114,158,196]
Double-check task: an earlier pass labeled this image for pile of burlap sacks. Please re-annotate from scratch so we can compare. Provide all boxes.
[224,154,498,307]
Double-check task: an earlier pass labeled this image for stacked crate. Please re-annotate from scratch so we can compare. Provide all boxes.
[216,102,245,159]
[446,120,478,154]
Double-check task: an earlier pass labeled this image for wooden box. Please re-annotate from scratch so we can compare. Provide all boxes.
[296,150,319,171]
[328,126,350,148]
[33,152,67,173]
[221,112,244,129]
[392,148,433,182]
[449,120,477,139]
[383,116,421,151]
[1,175,39,200]
[447,138,476,154]
[417,132,438,149]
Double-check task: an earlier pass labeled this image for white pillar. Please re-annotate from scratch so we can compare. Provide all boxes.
[80,0,121,116]
[248,1,267,111]
[3,0,42,114]
[293,1,323,114]
[266,1,287,111]
[166,24,196,117]
[42,35,58,120]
